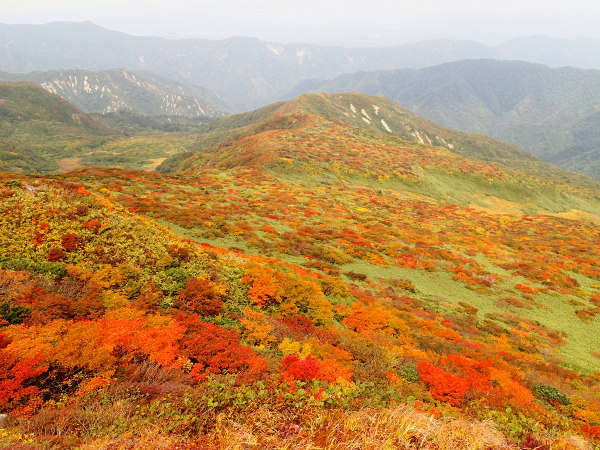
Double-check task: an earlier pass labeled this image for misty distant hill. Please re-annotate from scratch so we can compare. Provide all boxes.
[0,69,228,118]
[0,21,558,111]
[496,35,600,70]
[289,59,600,178]
[0,22,504,111]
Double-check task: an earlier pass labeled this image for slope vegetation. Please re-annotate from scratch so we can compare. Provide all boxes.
[162,93,600,204]
[291,60,600,178]
[0,82,207,173]
[2,92,600,447]
[0,82,110,172]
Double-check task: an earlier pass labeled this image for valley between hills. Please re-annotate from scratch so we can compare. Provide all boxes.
[1,79,600,448]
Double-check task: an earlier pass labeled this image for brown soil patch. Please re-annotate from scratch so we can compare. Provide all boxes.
[145,158,167,171]
[58,158,85,172]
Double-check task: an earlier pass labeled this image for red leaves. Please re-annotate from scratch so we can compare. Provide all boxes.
[81,219,102,234]
[180,317,267,385]
[178,278,223,316]
[47,248,66,262]
[583,424,600,440]
[280,353,351,384]
[61,233,79,252]
[0,349,47,411]
[281,354,321,382]
[342,302,389,334]
[417,362,470,407]
[275,315,317,340]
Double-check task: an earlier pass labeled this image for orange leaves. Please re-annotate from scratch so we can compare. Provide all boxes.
[75,370,116,397]
[431,326,462,342]
[515,284,535,294]
[342,302,390,333]
[76,186,91,196]
[487,367,534,408]
[239,307,275,347]
[241,265,280,308]
[313,357,353,384]
[243,274,278,308]
[4,308,185,372]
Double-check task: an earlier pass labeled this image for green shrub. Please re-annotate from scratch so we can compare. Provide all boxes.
[0,301,31,325]
[533,384,571,406]
[398,364,420,383]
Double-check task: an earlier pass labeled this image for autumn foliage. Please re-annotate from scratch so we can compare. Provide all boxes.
[2,101,600,448]
[177,277,223,316]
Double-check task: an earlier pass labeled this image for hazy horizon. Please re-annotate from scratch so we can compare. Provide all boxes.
[2,0,600,47]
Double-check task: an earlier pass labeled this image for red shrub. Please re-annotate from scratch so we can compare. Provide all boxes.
[178,278,223,316]
[276,315,317,339]
[0,350,47,411]
[81,219,102,234]
[180,318,267,385]
[61,233,79,252]
[583,424,600,440]
[417,362,470,407]
[47,248,66,262]
[281,354,321,381]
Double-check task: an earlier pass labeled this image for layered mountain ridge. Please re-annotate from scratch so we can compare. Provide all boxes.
[290,59,600,178]
[2,22,600,111]
[0,69,228,118]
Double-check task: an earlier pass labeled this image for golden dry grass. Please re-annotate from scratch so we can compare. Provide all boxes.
[8,403,594,449]
[198,406,515,449]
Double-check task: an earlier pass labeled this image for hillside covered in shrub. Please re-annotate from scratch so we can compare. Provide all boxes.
[1,93,600,448]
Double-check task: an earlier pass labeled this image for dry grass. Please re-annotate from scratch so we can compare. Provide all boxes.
[8,402,593,449]
[199,406,514,449]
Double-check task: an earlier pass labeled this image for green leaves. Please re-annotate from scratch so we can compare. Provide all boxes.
[533,384,572,406]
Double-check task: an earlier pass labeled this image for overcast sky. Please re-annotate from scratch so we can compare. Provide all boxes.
[2,0,600,46]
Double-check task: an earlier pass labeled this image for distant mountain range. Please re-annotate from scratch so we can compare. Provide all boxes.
[0,69,228,118]
[2,22,600,111]
[291,60,600,178]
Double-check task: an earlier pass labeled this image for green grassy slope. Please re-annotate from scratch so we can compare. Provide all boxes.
[0,82,211,173]
[0,82,111,172]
